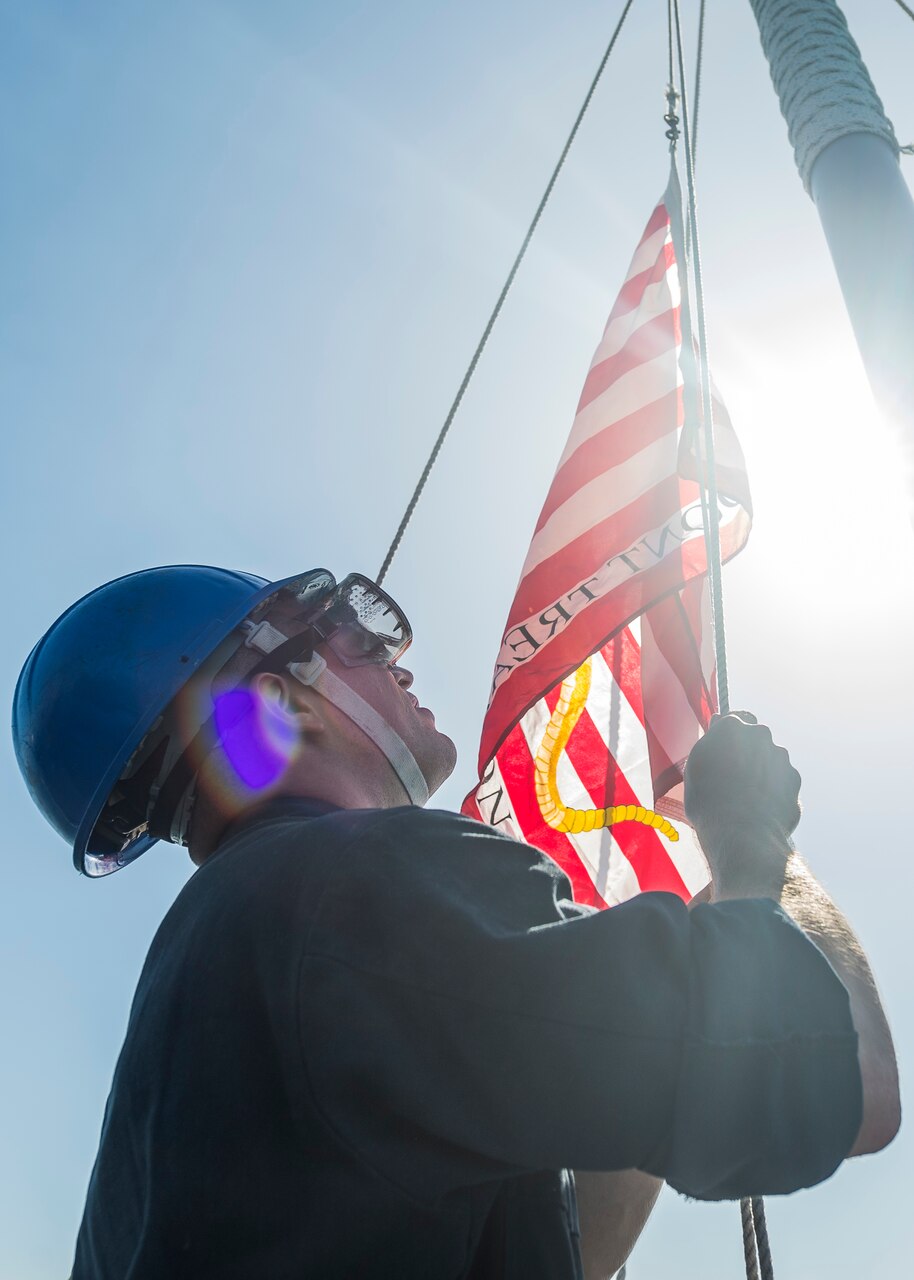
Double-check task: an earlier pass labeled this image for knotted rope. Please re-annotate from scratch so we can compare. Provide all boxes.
[749,0,898,193]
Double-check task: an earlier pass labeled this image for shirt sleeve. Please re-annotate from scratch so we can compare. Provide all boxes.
[297,807,861,1203]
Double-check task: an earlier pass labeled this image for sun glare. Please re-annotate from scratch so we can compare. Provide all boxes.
[721,323,914,626]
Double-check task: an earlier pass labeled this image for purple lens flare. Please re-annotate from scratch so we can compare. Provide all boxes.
[213,688,297,790]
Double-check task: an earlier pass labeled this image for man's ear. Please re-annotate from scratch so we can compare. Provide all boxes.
[250,671,326,737]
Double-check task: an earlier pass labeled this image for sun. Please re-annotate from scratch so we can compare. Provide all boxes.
[718,319,913,632]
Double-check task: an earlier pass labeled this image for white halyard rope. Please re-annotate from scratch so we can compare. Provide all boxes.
[749,0,898,193]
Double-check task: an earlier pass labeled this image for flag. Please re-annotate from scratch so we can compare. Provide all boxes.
[462,167,752,908]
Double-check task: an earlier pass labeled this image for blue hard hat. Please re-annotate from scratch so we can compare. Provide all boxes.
[12,565,323,876]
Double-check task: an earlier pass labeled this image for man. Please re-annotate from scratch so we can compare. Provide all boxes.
[14,563,899,1280]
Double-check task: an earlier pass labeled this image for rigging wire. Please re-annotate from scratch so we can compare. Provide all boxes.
[751,1195,775,1280]
[740,1198,762,1280]
[376,0,638,584]
[669,1,772,1271]
[891,0,914,23]
[669,0,730,717]
[691,0,708,163]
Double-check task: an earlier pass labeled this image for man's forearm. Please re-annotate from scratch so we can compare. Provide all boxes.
[706,829,900,1156]
[574,1168,662,1280]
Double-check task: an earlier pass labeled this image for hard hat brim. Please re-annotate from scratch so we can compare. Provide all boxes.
[73,570,317,877]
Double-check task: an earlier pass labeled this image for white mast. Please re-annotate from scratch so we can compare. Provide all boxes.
[749,0,914,510]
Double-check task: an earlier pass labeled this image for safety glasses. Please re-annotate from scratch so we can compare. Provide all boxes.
[282,571,413,669]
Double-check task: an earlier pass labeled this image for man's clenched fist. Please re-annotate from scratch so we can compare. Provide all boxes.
[684,712,802,843]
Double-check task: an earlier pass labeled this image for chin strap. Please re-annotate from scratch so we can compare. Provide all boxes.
[287,653,430,807]
[148,622,431,845]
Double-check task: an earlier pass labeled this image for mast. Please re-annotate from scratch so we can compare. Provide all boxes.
[749,0,914,511]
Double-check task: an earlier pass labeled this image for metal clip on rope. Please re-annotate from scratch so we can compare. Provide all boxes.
[664,85,681,149]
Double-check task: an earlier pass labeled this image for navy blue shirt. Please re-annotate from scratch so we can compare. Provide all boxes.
[72,801,861,1279]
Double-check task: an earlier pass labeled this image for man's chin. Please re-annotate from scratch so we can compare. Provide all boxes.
[424,729,458,797]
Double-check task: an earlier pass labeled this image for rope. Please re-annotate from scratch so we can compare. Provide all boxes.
[739,1197,776,1280]
[752,1197,775,1279]
[740,1197,761,1280]
[376,0,638,584]
[668,0,719,715]
[748,0,899,194]
[891,0,914,21]
[670,0,730,715]
[671,4,772,1276]
[691,0,707,164]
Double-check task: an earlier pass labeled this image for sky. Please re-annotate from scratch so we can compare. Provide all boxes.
[2,1,913,1276]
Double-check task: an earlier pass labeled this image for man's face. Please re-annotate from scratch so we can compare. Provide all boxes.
[315,641,458,800]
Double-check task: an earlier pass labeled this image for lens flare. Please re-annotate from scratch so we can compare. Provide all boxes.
[213,689,297,791]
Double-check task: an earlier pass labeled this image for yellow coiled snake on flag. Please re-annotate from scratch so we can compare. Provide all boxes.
[534,658,679,840]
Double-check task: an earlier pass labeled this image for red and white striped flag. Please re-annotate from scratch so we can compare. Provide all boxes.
[463,170,751,907]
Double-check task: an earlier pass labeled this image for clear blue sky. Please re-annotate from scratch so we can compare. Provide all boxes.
[2,2,913,1276]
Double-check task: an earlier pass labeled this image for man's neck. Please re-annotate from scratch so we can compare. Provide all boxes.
[189,753,413,865]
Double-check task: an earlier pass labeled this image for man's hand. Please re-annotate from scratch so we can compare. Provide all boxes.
[684,712,801,892]
[684,711,801,835]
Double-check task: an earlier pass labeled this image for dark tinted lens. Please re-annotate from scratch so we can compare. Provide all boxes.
[324,575,412,666]
[329,621,392,665]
